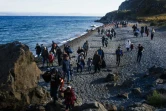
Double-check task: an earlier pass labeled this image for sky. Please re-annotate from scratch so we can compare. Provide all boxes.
[0,0,125,16]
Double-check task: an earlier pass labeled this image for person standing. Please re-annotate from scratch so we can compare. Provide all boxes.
[41,47,49,67]
[151,28,155,40]
[97,47,104,60]
[130,43,134,51]
[141,26,144,37]
[56,47,62,66]
[87,58,93,73]
[62,56,71,84]
[97,28,100,35]
[64,86,76,111]
[93,51,101,73]
[83,40,89,57]
[115,46,123,66]
[50,68,62,104]
[105,38,108,47]
[48,51,54,67]
[102,36,106,47]
[35,43,41,57]
[126,39,131,51]
[137,44,144,63]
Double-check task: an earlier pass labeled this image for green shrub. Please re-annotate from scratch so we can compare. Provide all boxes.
[147,90,166,107]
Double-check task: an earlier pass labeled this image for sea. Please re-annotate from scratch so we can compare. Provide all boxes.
[0,16,102,54]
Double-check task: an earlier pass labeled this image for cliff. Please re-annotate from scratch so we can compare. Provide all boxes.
[0,41,49,110]
[98,0,166,23]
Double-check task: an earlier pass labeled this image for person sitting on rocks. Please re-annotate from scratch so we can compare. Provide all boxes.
[64,86,76,111]
[35,43,41,57]
[97,47,104,60]
[93,51,101,73]
[41,47,49,67]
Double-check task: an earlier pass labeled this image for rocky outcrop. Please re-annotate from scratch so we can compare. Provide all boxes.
[126,103,155,111]
[0,41,49,110]
[97,0,166,23]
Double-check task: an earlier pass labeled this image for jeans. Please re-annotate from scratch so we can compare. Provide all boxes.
[137,52,142,62]
[64,70,70,82]
[77,63,83,72]
[42,57,48,67]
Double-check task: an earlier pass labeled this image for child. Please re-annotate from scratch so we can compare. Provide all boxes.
[87,58,93,73]
[48,51,54,67]
[130,43,134,51]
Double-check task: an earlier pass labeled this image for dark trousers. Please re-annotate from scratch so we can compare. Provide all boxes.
[102,42,105,47]
[127,48,129,51]
[116,55,121,66]
[105,43,108,47]
[50,86,59,103]
[151,34,154,40]
[77,64,83,72]
[58,57,62,66]
[137,52,142,62]
[94,64,100,73]
[66,104,74,110]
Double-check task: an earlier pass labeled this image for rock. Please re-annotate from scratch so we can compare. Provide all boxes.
[117,93,129,99]
[156,83,166,93]
[132,88,142,95]
[156,79,164,84]
[0,41,49,110]
[121,78,134,88]
[105,73,118,82]
[73,101,107,111]
[149,66,165,75]
[155,108,166,111]
[104,103,117,111]
[126,103,155,111]
[159,73,166,80]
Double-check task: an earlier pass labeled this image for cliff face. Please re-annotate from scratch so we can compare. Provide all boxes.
[0,41,49,110]
[98,0,166,23]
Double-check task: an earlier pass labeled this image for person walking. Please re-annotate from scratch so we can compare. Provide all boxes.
[105,38,108,47]
[76,53,85,73]
[115,46,123,66]
[126,39,131,51]
[102,36,106,47]
[151,28,155,40]
[62,56,71,84]
[64,86,76,111]
[92,51,101,73]
[87,58,93,73]
[137,44,144,63]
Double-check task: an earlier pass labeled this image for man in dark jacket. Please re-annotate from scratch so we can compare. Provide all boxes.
[83,40,89,57]
[62,56,71,84]
[116,46,123,66]
[41,47,49,67]
[35,43,41,57]
[50,68,62,104]
[93,51,101,73]
[56,47,62,66]
[137,44,144,63]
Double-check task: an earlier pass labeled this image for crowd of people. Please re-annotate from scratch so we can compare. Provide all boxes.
[36,22,156,111]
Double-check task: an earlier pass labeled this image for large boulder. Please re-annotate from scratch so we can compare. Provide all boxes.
[0,41,49,110]
[73,101,107,111]
[126,103,155,111]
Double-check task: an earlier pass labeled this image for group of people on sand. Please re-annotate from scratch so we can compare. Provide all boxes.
[35,22,155,111]
[132,24,156,40]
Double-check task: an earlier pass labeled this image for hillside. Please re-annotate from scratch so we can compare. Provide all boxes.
[98,0,166,23]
